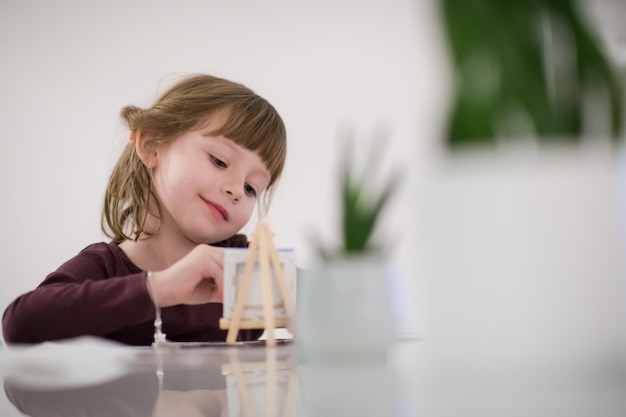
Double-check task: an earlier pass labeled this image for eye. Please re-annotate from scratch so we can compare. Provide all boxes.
[210,155,227,168]
[244,183,257,197]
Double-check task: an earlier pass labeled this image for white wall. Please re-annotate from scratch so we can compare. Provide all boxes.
[2,0,623,344]
[0,0,450,340]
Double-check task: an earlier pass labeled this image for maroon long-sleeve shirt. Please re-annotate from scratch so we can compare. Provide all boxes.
[2,239,260,345]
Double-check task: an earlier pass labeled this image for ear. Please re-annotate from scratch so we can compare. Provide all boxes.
[135,130,159,169]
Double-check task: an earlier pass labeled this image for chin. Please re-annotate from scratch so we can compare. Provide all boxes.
[190,231,234,246]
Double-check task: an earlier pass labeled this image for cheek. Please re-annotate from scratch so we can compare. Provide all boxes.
[233,200,257,224]
[155,157,204,198]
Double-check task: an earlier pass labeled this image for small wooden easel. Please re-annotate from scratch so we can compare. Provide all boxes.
[219,222,295,346]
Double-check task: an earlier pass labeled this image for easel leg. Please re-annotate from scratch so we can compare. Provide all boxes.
[259,224,276,346]
[266,231,295,317]
[226,236,259,344]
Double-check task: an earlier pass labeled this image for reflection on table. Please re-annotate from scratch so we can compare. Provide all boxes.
[2,336,626,417]
[1,339,405,417]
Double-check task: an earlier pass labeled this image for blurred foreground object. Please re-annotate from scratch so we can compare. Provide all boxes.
[416,0,626,371]
[440,0,624,145]
[296,132,402,364]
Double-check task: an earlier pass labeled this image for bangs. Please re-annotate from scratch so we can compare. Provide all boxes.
[211,98,287,187]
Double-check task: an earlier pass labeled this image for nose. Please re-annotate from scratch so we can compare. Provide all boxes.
[222,182,242,203]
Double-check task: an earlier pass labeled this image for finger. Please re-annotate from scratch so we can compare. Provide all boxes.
[206,245,225,268]
[202,277,222,303]
[213,248,224,269]
[216,279,224,302]
[208,272,224,302]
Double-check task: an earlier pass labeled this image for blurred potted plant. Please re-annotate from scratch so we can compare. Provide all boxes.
[316,136,400,259]
[295,132,402,364]
[440,0,623,146]
[418,0,626,361]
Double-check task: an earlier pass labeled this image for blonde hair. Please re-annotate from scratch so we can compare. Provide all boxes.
[102,74,287,243]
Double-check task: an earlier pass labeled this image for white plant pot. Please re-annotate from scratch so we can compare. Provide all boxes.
[294,256,396,364]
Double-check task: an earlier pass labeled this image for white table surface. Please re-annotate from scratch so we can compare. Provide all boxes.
[1,336,624,417]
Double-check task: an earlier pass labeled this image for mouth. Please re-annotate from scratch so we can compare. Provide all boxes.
[200,197,229,221]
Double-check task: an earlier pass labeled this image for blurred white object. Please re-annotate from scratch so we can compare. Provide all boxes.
[295,257,396,364]
[0,337,134,390]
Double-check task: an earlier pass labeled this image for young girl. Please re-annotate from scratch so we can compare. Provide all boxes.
[2,74,287,345]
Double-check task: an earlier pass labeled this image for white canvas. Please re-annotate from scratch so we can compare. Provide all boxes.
[222,248,296,323]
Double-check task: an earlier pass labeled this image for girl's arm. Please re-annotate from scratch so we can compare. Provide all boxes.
[2,244,155,344]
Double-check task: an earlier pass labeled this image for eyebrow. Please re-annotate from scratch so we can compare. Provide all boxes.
[203,135,271,184]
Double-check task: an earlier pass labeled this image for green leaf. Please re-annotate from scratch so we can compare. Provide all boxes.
[440,0,624,146]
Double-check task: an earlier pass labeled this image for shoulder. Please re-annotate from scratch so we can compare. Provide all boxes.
[71,242,126,265]
[54,242,141,279]
[76,241,125,259]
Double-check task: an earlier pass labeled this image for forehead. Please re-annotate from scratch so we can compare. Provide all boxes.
[195,109,230,131]
[194,107,286,187]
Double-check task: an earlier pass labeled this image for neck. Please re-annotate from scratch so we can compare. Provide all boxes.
[119,222,197,272]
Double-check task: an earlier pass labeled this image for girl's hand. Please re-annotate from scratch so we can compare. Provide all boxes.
[146,245,225,307]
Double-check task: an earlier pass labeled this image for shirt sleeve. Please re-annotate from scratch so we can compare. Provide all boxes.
[2,245,155,344]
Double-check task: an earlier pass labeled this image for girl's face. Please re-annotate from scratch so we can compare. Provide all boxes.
[151,115,271,245]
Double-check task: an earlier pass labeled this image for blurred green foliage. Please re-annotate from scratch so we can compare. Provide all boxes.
[440,0,624,145]
[339,140,399,255]
[313,132,401,260]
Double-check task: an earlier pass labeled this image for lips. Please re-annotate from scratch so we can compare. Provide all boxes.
[201,197,229,221]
